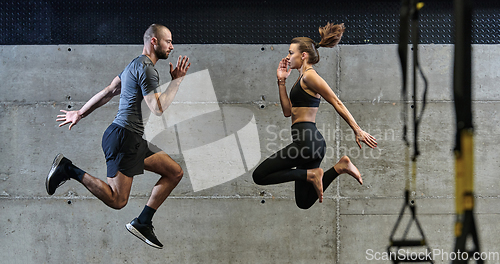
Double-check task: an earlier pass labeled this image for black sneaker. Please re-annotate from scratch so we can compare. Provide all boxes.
[46,153,71,195]
[126,218,163,249]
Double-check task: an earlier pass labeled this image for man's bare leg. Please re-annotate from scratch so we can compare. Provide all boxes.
[126,151,183,249]
[80,171,133,209]
[125,151,183,249]
[143,151,184,210]
[80,150,183,211]
[124,151,183,249]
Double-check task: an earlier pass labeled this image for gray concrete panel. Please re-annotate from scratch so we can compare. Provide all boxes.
[338,101,500,198]
[339,44,500,102]
[0,198,336,264]
[0,45,136,103]
[339,45,402,102]
[473,102,500,196]
[1,44,500,263]
[337,101,407,197]
[473,45,500,101]
[339,198,500,264]
[0,45,337,105]
[0,101,346,200]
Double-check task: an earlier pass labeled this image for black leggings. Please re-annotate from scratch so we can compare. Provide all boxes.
[252,122,339,209]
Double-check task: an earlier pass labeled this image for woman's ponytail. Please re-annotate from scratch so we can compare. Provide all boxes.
[317,22,345,48]
[291,22,345,65]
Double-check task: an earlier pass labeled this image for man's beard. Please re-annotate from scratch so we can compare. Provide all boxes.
[155,47,169,60]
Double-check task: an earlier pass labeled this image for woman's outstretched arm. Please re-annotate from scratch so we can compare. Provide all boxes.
[303,71,377,149]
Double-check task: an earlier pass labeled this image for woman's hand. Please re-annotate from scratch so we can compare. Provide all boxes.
[57,110,82,130]
[355,129,377,149]
[277,58,291,81]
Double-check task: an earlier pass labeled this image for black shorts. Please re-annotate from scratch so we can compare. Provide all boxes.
[102,123,159,178]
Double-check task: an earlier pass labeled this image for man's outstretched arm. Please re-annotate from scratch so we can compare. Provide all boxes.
[57,76,121,130]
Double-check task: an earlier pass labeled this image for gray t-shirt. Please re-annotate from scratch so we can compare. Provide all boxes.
[113,55,159,136]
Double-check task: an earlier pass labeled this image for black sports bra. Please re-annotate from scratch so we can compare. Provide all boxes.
[289,74,321,108]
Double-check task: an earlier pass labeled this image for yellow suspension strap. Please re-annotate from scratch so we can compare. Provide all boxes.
[387,1,433,263]
[452,0,481,263]
[454,130,475,236]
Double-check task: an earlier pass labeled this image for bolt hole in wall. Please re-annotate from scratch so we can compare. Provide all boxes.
[68,47,72,52]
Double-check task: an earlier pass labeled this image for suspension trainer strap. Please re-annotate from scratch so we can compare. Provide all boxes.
[452,0,481,262]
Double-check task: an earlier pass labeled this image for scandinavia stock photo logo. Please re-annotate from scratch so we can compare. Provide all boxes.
[143,69,261,192]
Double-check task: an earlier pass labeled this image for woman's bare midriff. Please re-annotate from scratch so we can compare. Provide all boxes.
[291,107,318,124]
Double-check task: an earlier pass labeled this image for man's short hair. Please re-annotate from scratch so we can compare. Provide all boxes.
[143,24,169,44]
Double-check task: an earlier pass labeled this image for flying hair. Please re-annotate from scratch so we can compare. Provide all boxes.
[291,22,345,65]
[317,22,345,48]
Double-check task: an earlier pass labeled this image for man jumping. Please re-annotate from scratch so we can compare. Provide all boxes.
[46,24,190,249]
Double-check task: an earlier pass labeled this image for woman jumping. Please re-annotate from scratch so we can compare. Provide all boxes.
[252,23,377,209]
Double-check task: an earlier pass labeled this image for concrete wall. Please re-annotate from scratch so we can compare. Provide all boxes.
[1,44,499,264]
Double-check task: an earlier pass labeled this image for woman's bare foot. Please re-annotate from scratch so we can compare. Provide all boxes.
[307,168,324,203]
[334,156,362,185]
